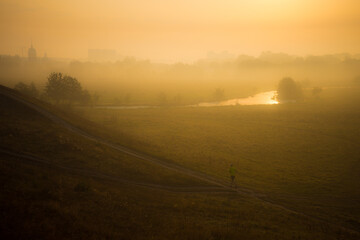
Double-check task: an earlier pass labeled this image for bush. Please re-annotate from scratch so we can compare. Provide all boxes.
[45,72,90,105]
[276,77,303,103]
[14,82,39,98]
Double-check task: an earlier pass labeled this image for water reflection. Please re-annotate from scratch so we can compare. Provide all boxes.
[94,91,278,109]
[95,105,156,110]
[194,91,278,107]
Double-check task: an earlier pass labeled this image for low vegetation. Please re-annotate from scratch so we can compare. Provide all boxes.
[1,85,360,239]
[80,87,360,234]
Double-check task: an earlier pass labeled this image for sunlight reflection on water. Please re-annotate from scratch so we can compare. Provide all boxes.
[95,91,278,109]
[194,91,278,107]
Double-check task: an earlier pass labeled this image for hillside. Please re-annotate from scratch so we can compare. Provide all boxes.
[0,85,359,239]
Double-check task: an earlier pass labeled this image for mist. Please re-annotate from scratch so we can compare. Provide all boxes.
[1,0,360,61]
[1,52,360,105]
[2,1,360,239]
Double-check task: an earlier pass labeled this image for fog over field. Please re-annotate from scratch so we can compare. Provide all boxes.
[1,0,360,239]
[1,52,360,105]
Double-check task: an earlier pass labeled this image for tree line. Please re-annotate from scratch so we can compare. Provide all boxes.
[14,72,323,106]
[14,72,95,106]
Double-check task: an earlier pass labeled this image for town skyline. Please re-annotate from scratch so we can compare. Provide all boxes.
[1,0,360,63]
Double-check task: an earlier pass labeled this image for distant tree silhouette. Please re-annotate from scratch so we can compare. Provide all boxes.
[172,94,182,105]
[276,77,303,103]
[312,87,323,99]
[14,82,38,98]
[157,92,168,106]
[92,93,100,105]
[80,90,92,105]
[45,72,85,104]
[213,88,225,102]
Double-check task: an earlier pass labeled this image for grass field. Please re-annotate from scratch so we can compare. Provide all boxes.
[80,87,360,233]
[1,85,360,239]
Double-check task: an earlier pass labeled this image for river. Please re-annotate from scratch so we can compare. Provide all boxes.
[95,91,278,109]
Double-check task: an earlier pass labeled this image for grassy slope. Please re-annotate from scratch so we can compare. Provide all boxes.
[81,87,360,232]
[0,92,207,187]
[0,85,359,239]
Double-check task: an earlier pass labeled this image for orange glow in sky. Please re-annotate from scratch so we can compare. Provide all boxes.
[0,0,359,62]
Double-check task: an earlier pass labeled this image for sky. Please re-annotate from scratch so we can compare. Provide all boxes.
[0,0,360,62]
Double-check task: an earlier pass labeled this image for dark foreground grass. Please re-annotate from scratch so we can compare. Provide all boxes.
[1,153,358,240]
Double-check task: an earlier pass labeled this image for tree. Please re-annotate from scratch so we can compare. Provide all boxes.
[157,92,168,106]
[172,94,182,105]
[213,88,225,102]
[14,82,38,98]
[80,90,92,106]
[312,87,323,99]
[92,93,100,106]
[276,77,303,103]
[45,72,83,104]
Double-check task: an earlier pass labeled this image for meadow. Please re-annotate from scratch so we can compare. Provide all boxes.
[1,85,359,239]
[80,87,360,232]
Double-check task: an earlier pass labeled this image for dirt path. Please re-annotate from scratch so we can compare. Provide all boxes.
[1,88,359,236]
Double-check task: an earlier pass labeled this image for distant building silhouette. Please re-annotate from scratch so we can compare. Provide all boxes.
[28,43,37,60]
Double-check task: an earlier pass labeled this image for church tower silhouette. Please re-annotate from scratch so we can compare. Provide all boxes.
[28,43,37,60]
